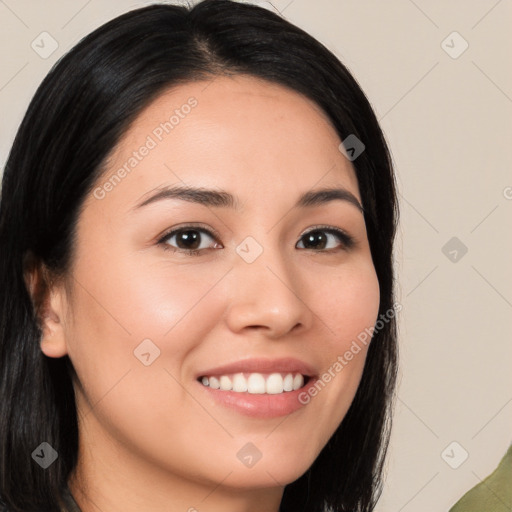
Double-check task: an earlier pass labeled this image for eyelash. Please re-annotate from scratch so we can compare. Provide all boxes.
[157,223,355,256]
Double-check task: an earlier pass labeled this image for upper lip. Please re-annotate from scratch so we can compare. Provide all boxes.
[196,357,317,379]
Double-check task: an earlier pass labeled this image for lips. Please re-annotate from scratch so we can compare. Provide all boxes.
[196,358,316,393]
[194,357,319,418]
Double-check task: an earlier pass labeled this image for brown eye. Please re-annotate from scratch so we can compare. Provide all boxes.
[296,227,355,251]
[159,227,220,255]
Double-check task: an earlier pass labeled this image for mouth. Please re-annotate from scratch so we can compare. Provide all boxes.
[194,357,318,418]
[197,372,312,395]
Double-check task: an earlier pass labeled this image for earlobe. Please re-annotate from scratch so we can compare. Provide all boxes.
[40,334,69,358]
[39,291,69,358]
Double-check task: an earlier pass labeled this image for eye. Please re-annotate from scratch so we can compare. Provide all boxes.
[296,226,355,252]
[158,225,221,256]
[157,224,355,256]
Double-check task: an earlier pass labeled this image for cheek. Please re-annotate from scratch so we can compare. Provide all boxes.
[317,259,380,348]
[64,253,229,407]
[69,250,228,345]
[63,256,232,474]
[298,258,380,437]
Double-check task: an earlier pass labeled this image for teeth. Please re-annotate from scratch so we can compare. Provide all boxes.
[266,373,283,394]
[219,375,232,390]
[233,373,248,392]
[283,373,294,391]
[199,372,306,394]
[209,376,220,389]
[248,373,266,394]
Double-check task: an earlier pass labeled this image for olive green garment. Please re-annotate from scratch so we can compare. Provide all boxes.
[449,444,512,512]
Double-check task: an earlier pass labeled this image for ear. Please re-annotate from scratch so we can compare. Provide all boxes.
[23,253,69,358]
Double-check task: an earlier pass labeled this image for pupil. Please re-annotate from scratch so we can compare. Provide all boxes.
[304,231,326,249]
[178,230,200,249]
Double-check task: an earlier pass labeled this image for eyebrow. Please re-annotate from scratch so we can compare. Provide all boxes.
[132,185,364,213]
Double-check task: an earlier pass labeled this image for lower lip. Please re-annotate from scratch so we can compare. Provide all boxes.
[196,378,317,418]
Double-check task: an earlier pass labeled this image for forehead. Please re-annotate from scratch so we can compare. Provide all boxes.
[118,74,341,148]
[91,74,360,213]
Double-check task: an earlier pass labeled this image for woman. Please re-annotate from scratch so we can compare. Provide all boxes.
[0,1,399,511]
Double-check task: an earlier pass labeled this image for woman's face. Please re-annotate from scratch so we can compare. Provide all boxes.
[45,75,380,505]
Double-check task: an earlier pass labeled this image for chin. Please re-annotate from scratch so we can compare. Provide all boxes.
[211,453,316,490]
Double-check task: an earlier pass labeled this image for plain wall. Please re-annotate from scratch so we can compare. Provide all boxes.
[1,1,511,510]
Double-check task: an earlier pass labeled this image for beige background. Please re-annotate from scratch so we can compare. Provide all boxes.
[1,0,511,510]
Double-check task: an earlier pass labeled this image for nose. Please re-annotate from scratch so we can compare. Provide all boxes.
[224,245,314,339]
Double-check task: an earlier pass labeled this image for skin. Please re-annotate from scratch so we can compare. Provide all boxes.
[32,75,380,512]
